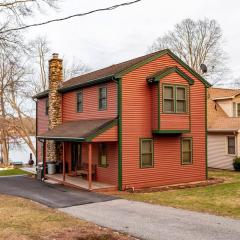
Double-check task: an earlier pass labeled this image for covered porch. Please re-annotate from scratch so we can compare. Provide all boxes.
[38,118,118,191]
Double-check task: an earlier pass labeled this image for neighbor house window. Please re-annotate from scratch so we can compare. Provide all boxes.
[99,143,108,167]
[45,98,49,115]
[163,85,188,113]
[176,86,187,113]
[237,103,240,117]
[181,138,193,164]
[233,103,236,117]
[99,86,107,110]
[140,139,153,168]
[76,91,83,112]
[227,136,236,155]
[163,86,174,112]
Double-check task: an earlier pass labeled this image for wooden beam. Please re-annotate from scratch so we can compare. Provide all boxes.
[88,143,92,190]
[43,140,46,177]
[63,142,66,181]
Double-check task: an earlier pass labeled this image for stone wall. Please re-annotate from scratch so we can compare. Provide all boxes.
[47,53,63,162]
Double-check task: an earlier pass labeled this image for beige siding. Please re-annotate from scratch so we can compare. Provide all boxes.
[217,99,233,117]
[208,134,237,170]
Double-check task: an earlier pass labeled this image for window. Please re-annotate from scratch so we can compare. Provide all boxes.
[163,86,174,112]
[233,103,236,117]
[176,87,187,113]
[98,143,108,167]
[181,138,192,164]
[237,103,240,117]
[163,85,188,113]
[140,139,153,168]
[227,136,236,155]
[45,98,49,115]
[76,91,83,112]
[99,87,107,110]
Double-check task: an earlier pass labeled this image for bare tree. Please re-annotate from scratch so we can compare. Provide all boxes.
[148,18,228,85]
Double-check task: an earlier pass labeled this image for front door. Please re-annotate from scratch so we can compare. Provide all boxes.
[71,143,82,171]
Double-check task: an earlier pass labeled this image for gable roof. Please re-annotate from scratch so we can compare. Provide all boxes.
[33,49,211,99]
[147,66,194,85]
[208,87,240,132]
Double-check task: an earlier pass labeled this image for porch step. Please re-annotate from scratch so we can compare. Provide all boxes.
[44,179,60,185]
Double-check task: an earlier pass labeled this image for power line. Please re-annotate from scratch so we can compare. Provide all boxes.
[0,0,142,33]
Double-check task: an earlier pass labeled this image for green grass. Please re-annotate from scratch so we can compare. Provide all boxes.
[118,170,240,219]
[0,168,29,176]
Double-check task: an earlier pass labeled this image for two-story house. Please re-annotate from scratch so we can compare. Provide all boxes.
[208,87,240,170]
[34,49,210,191]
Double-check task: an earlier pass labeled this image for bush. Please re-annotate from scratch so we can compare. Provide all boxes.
[233,157,240,171]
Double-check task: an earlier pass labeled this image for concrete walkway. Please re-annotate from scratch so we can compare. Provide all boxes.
[60,199,240,240]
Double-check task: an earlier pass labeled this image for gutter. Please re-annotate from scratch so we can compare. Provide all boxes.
[208,129,239,133]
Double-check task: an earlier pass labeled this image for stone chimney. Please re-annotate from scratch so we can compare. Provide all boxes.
[47,53,63,162]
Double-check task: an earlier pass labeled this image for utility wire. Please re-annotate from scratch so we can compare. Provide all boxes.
[0,0,142,33]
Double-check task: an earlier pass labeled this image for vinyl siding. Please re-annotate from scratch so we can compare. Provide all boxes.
[92,125,118,142]
[208,133,236,170]
[37,98,49,162]
[121,53,206,189]
[62,81,117,122]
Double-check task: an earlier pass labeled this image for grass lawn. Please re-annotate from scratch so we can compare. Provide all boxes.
[0,194,134,240]
[117,170,240,219]
[0,168,29,176]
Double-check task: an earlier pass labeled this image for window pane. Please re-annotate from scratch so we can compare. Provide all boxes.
[142,140,152,154]
[100,87,107,98]
[99,143,107,166]
[99,87,107,110]
[183,140,190,152]
[238,104,240,117]
[142,154,152,167]
[164,100,174,112]
[177,87,186,100]
[164,86,173,99]
[228,137,235,154]
[177,100,186,112]
[233,103,236,117]
[183,152,191,163]
[77,92,82,112]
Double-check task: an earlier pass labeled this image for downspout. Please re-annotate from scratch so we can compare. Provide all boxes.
[33,98,38,166]
[115,77,123,191]
[205,87,208,179]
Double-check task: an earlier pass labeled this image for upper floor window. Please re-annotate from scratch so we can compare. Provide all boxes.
[181,138,193,165]
[99,86,107,110]
[140,139,154,168]
[227,136,236,155]
[232,102,240,117]
[45,98,49,116]
[76,91,83,112]
[163,85,187,113]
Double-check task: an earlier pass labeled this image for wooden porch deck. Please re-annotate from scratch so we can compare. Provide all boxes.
[46,174,116,191]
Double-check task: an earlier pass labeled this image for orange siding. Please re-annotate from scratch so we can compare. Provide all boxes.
[37,98,49,162]
[62,81,117,122]
[81,142,118,185]
[151,84,159,130]
[121,53,206,189]
[92,125,118,142]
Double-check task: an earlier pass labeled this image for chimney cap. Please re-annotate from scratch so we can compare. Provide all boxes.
[52,53,59,59]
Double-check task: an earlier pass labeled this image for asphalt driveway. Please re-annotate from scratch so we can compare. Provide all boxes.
[60,199,240,240]
[0,175,117,208]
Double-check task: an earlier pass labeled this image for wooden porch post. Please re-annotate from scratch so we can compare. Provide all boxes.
[63,142,66,181]
[88,143,92,190]
[43,140,46,177]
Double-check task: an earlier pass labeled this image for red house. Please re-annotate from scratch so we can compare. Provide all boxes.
[34,50,210,191]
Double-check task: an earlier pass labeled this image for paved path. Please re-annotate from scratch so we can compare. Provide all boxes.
[60,199,240,240]
[0,175,117,208]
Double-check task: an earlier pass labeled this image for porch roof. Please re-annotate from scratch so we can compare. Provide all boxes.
[37,118,117,142]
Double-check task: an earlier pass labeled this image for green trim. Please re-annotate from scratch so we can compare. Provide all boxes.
[59,75,114,93]
[181,137,193,165]
[205,87,208,179]
[139,138,154,168]
[98,86,107,111]
[115,49,211,87]
[162,84,189,114]
[153,130,190,134]
[117,78,123,190]
[76,91,83,113]
[147,66,194,85]
[85,119,118,142]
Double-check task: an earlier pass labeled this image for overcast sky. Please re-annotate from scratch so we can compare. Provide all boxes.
[26,0,240,84]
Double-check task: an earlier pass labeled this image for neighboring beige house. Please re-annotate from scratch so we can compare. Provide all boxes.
[208,87,240,170]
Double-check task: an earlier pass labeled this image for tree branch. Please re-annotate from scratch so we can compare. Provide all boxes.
[0,0,142,33]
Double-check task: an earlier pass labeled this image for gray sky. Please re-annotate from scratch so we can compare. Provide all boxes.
[26,0,240,83]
